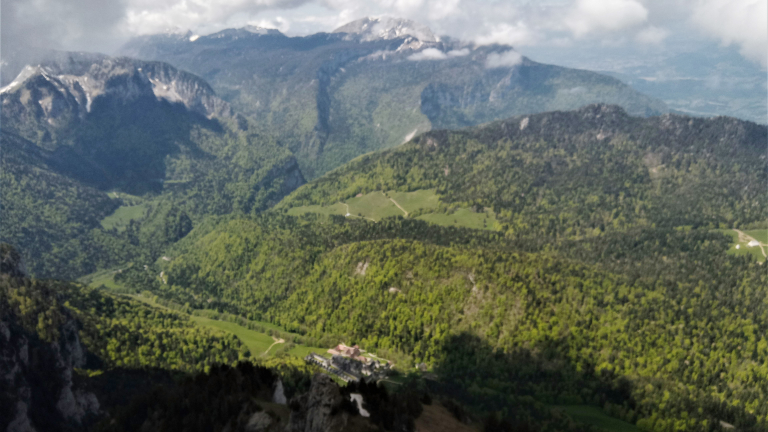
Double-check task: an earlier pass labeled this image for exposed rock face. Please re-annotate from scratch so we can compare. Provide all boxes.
[287,374,350,432]
[0,315,100,431]
[272,379,287,404]
[1,257,100,431]
[244,411,274,432]
[1,56,232,131]
[333,17,438,43]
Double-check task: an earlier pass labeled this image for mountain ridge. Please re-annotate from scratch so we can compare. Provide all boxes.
[119,17,668,179]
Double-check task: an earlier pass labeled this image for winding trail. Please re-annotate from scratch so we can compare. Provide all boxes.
[341,202,377,222]
[263,336,285,356]
[734,229,767,258]
[387,194,409,217]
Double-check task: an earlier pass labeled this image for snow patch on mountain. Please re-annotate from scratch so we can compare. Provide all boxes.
[243,25,282,35]
[333,17,438,43]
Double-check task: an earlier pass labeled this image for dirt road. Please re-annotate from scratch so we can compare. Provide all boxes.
[387,194,409,217]
[734,229,767,258]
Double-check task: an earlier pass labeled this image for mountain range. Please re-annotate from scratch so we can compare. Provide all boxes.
[120,17,668,179]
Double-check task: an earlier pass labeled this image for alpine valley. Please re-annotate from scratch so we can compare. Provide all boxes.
[1,16,766,432]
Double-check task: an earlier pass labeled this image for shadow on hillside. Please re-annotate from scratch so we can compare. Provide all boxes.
[427,332,636,427]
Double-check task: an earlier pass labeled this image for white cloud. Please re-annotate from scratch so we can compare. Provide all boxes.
[246,16,291,32]
[475,22,536,47]
[691,0,767,67]
[635,26,668,44]
[485,50,523,68]
[447,48,470,57]
[408,48,447,60]
[565,0,648,37]
[2,0,766,68]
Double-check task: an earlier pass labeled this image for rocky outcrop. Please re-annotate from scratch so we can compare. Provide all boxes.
[1,257,101,431]
[286,374,353,432]
[333,17,437,43]
[0,316,100,432]
[1,56,232,131]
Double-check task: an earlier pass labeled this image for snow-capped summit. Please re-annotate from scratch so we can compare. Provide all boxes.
[332,17,437,43]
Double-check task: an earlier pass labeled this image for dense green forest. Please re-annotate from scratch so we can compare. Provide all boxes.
[1,272,248,372]
[2,245,590,432]
[109,210,765,431]
[101,106,768,431]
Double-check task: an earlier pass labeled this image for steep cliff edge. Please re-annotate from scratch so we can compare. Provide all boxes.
[1,250,100,432]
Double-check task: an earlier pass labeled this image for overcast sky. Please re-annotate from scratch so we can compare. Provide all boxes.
[2,0,766,68]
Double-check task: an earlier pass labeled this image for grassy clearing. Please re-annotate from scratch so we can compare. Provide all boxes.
[286,189,500,232]
[191,315,276,356]
[79,267,128,291]
[744,229,768,244]
[89,280,329,360]
[100,203,149,232]
[190,309,292,335]
[552,405,640,432]
[388,189,440,213]
[347,191,404,220]
[286,344,332,359]
[713,229,766,262]
[190,318,331,360]
[417,208,497,231]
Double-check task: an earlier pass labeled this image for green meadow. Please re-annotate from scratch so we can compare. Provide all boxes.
[100,203,149,232]
[286,189,498,230]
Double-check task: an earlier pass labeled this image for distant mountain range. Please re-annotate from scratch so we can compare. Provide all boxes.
[120,17,668,179]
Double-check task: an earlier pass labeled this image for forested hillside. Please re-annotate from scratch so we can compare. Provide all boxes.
[108,106,768,431]
[280,104,766,237]
[112,210,764,431]
[2,242,582,432]
[0,55,304,278]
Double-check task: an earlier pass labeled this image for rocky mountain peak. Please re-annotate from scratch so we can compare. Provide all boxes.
[1,56,232,123]
[333,17,437,43]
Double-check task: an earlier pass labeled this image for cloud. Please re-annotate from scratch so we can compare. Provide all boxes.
[485,50,523,68]
[447,48,470,57]
[1,0,129,54]
[408,48,447,61]
[691,0,767,67]
[565,0,648,37]
[635,25,669,44]
[1,0,765,68]
[475,22,536,47]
